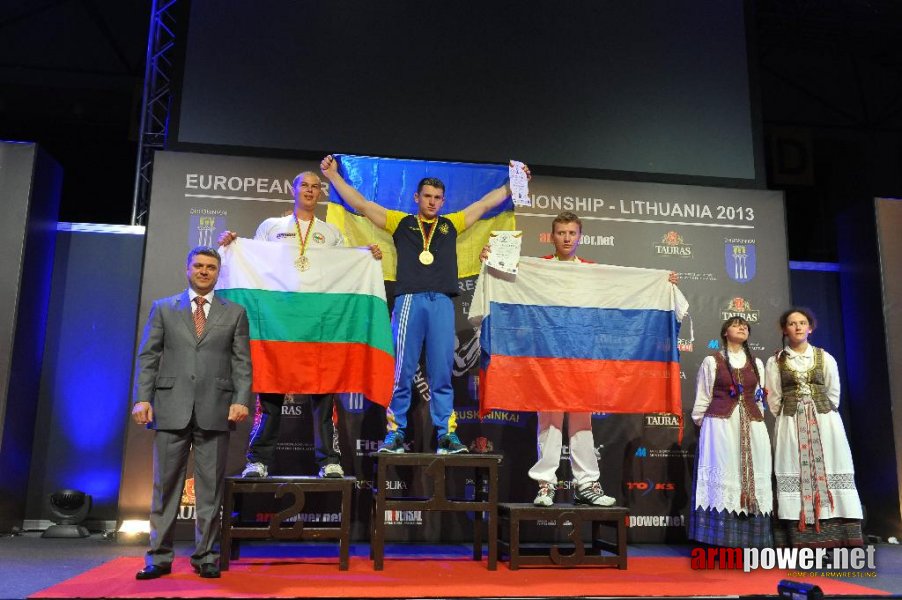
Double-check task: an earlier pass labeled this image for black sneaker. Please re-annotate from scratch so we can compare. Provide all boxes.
[437,432,468,455]
[377,431,405,453]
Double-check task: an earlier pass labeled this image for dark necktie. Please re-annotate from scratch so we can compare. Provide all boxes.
[193,296,206,338]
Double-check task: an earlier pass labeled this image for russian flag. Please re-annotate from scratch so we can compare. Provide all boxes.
[469,257,689,419]
[216,240,395,406]
[325,154,516,280]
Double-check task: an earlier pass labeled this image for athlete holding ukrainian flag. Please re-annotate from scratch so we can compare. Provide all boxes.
[321,154,530,454]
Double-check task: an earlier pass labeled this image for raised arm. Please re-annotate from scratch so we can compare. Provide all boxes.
[321,155,388,229]
[461,162,531,229]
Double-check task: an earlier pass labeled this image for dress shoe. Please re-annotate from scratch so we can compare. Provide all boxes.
[193,563,221,578]
[135,564,171,580]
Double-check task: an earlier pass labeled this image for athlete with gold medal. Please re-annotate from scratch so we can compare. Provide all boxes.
[321,154,530,455]
[217,170,382,480]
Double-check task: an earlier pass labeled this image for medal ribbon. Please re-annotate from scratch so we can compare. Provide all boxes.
[294,214,315,261]
[417,216,437,254]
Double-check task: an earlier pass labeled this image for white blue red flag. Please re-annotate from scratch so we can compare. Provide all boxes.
[469,257,689,419]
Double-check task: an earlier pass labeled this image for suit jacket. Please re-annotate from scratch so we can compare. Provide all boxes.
[134,290,253,431]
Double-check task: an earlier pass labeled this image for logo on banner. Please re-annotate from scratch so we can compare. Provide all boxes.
[626,480,677,495]
[469,436,494,454]
[678,338,693,352]
[644,413,681,428]
[355,439,413,456]
[725,239,757,283]
[720,297,760,323]
[654,231,692,258]
[177,478,196,520]
[635,446,692,459]
[385,510,423,525]
[281,394,304,417]
[456,406,524,427]
[707,339,720,350]
[255,512,342,524]
[628,514,686,528]
[188,209,226,248]
[453,335,479,377]
[538,232,615,246]
[340,393,367,414]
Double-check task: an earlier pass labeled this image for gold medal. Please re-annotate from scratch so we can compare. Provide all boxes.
[416,215,438,266]
[293,213,314,272]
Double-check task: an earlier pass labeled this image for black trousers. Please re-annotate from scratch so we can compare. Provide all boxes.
[246,393,340,470]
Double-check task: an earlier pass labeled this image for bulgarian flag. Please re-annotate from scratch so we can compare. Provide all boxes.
[469,257,689,421]
[217,239,394,406]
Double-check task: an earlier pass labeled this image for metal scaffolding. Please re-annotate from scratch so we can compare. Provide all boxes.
[131,0,179,226]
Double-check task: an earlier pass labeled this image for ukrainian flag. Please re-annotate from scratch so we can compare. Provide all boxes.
[325,154,516,280]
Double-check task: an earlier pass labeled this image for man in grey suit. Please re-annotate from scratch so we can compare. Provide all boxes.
[132,246,252,580]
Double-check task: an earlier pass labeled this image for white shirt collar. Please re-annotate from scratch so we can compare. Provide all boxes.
[188,288,215,304]
[784,344,813,358]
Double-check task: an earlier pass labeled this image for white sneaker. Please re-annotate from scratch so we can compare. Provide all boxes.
[319,463,344,478]
[241,462,268,478]
[574,481,616,506]
[533,482,556,506]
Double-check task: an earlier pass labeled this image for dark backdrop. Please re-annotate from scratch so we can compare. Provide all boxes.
[173,0,760,185]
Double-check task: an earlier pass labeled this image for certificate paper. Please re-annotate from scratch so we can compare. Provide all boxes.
[509,160,530,207]
[486,230,522,274]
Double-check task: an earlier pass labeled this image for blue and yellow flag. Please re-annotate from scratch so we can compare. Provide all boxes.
[325,154,516,280]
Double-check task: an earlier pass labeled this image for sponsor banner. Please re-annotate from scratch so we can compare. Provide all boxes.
[121,151,789,544]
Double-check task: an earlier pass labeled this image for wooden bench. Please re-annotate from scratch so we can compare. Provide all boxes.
[220,476,355,571]
[498,503,628,570]
[370,453,502,570]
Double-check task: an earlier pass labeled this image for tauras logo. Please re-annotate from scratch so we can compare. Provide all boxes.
[654,231,692,258]
[644,413,681,427]
[720,297,760,323]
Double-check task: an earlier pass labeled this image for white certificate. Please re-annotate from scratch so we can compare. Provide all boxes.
[509,160,531,207]
[485,230,522,274]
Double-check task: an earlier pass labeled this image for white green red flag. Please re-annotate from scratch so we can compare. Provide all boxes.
[217,239,394,406]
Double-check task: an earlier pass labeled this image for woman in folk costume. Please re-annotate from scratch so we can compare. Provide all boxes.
[689,316,773,547]
[765,307,863,547]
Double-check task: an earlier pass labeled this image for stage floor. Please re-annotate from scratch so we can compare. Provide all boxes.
[1,532,900,599]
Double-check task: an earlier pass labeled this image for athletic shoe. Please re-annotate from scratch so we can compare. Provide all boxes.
[574,480,616,506]
[437,432,468,455]
[377,431,405,453]
[533,482,556,506]
[241,462,268,478]
[319,463,345,478]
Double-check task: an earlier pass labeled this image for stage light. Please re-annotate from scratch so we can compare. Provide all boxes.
[777,579,823,600]
[41,489,92,538]
[116,519,150,544]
